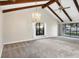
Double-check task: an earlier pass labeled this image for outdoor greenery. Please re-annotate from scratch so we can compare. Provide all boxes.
[65,32,79,36]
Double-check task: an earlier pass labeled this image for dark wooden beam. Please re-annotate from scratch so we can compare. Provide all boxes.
[0,0,48,5]
[47,6,64,22]
[3,4,43,13]
[73,0,79,12]
[42,0,58,8]
[56,2,72,21]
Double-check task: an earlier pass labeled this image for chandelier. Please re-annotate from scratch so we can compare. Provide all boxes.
[32,12,41,22]
[32,2,41,22]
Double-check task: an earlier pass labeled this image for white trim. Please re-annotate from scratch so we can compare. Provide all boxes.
[3,39,34,45]
[3,36,57,45]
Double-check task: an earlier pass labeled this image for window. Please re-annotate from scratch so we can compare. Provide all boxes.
[63,23,79,37]
[70,23,77,36]
[36,23,44,36]
[77,24,79,36]
[64,24,71,36]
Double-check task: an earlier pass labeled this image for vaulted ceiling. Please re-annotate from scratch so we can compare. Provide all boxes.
[45,0,79,23]
[1,0,79,23]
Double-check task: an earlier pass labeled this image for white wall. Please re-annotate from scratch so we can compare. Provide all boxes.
[3,7,58,44]
[0,8,3,57]
[33,8,58,39]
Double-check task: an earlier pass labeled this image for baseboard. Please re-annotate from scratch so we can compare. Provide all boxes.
[3,39,34,45]
[3,36,57,45]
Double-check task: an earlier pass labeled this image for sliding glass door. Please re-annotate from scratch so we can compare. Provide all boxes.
[64,24,71,36]
[63,23,79,38]
[70,23,77,37]
[77,24,79,36]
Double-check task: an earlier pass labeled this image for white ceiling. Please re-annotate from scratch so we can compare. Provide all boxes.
[46,0,79,23]
[45,7,60,22]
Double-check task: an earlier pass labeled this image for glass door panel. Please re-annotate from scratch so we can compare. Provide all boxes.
[70,23,77,37]
[65,24,71,36]
[77,23,79,36]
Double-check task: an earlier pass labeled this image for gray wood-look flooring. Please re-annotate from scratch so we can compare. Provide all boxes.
[2,37,79,58]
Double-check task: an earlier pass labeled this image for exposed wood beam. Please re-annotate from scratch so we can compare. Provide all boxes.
[42,0,58,8]
[47,6,64,22]
[3,4,43,13]
[0,0,48,5]
[73,0,79,12]
[56,2,72,21]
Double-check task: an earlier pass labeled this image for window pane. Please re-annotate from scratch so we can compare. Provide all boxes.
[63,23,79,38]
[36,23,40,35]
[65,24,71,36]
[70,23,77,36]
[77,23,79,36]
[36,23,44,36]
[40,23,44,35]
